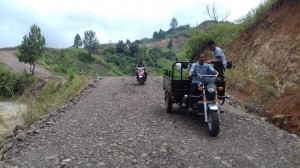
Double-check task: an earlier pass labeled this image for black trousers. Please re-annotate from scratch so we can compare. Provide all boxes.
[188,83,201,108]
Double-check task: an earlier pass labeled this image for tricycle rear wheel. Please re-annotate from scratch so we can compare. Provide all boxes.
[165,92,172,113]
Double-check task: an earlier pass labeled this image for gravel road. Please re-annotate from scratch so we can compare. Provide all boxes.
[2,77,300,168]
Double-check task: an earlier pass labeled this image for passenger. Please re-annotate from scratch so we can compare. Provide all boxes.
[206,40,227,79]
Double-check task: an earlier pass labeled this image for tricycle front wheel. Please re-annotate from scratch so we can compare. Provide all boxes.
[165,92,172,113]
[207,110,220,137]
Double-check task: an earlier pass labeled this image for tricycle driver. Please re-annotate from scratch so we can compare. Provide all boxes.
[188,53,218,112]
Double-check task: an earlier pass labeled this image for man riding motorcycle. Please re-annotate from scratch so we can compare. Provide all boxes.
[188,53,218,112]
[136,60,147,81]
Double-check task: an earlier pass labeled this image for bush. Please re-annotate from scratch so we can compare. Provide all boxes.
[0,62,36,97]
[237,0,277,32]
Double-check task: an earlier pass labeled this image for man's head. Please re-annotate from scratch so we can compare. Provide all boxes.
[198,53,206,63]
[207,40,216,51]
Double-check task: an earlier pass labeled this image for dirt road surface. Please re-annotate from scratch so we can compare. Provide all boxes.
[2,77,300,167]
[0,50,52,77]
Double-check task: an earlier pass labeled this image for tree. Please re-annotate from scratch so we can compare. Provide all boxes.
[73,34,82,48]
[17,24,46,76]
[116,40,126,54]
[126,39,131,45]
[129,43,139,57]
[83,30,100,57]
[153,31,158,39]
[167,39,173,49]
[205,3,230,22]
[170,17,178,31]
[153,29,166,39]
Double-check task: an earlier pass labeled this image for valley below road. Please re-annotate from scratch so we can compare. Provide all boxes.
[2,77,300,168]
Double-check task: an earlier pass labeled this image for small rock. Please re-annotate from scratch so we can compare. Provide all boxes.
[245,118,251,121]
[246,155,255,160]
[33,129,41,134]
[16,132,27,142]
[260,117,267,121]
[128,138,134,141]
[141,153,148,158]
[6,133,15,138]
[131,159,138,163]
[97,162,105,166]
[110,143,117,147]
[152,151,159,157]
[290,134,298,139]
[61,158,72,166]
[45,155,59,165]
[88,83,96,88]
[0,143,13,154]
[46,122,55,125]
[221,160,232,167]
[160,148,167,154]
[214,156,221,160]
[13,125,25,133]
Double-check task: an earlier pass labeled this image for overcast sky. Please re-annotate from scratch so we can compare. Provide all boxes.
[0,0,263,48]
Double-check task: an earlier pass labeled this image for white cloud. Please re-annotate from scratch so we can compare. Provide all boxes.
[0,0,262,48]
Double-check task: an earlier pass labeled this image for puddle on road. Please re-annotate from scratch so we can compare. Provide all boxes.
[0,101,25,134]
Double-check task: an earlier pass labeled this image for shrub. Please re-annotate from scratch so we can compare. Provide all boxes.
[0,62,36,97]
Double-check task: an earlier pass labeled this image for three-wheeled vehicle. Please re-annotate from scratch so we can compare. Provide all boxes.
[163,62,229,137]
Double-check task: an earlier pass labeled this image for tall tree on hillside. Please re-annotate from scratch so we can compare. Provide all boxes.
[170,17,178,31]
[17,24,46,76]
[129,43,139,57]
[73,34,82,48]
[83,30,100,57]
[167,39,173,49]
[126,39,131,45]
[116,40,126,54]
[205,3,230,22]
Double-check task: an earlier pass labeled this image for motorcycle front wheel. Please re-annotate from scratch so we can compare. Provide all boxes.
[207,110,220,137]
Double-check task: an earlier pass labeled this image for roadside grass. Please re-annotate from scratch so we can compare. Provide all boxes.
[20,74,90,126]
[0,114,4,125]
[238,0,277,32]
[226,68,284,98]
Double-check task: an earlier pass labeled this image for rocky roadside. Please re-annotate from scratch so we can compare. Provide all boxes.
[0,77,299,168]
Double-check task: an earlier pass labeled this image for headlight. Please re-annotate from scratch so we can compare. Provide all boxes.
[207,84,216,93]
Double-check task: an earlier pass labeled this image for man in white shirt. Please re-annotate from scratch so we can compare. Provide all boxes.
[206,40,227,76]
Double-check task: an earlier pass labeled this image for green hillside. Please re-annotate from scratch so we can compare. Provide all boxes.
[36,0,275,78]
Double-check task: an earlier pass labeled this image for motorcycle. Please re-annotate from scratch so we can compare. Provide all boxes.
[184,73,228,136]
[136,67,146,85]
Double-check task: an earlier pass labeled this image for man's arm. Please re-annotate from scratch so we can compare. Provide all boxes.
[188,63,195,80]
[207,56,222,64]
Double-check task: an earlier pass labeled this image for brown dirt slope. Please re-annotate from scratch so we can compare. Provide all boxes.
[0,49,52,77]
[227,0,300,134]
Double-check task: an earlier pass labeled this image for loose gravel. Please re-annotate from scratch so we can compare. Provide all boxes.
[1,77,299,168]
